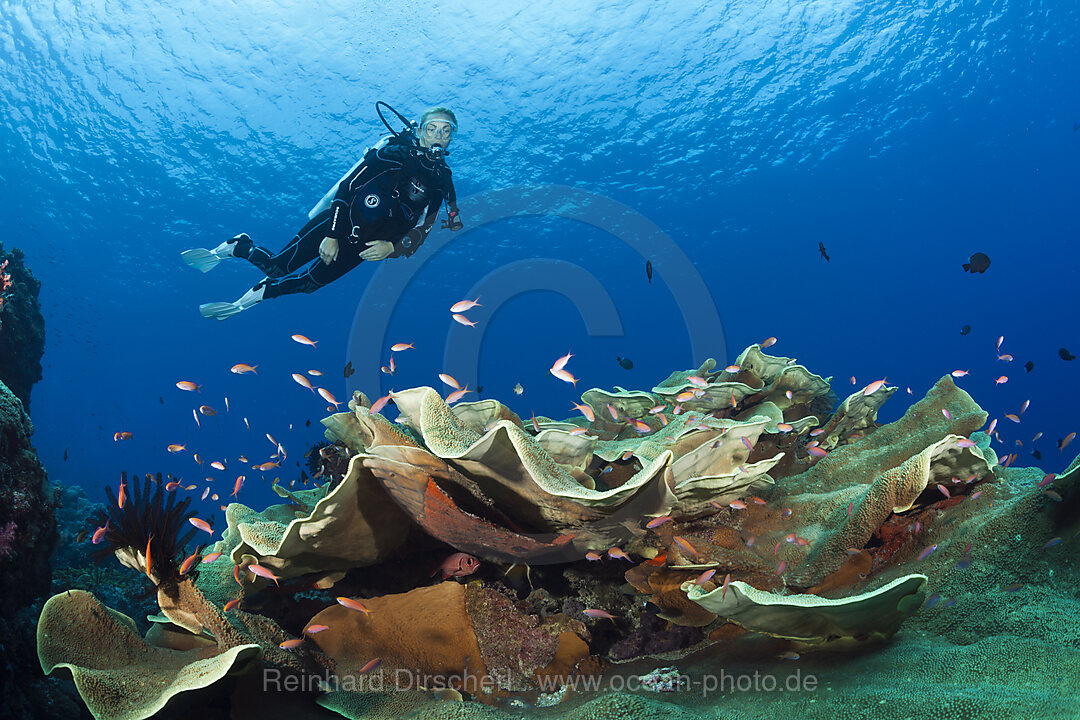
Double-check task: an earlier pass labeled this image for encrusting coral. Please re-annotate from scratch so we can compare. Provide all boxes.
[38,342,1078,719]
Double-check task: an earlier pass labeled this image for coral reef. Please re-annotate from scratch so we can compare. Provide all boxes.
[0,244,45,410]
[0,378,59,719]
[37,344,1080,719]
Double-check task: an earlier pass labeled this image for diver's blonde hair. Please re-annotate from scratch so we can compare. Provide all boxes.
[420,106,458,129]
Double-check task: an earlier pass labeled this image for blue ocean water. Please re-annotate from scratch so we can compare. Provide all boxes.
[2,1,1077,538]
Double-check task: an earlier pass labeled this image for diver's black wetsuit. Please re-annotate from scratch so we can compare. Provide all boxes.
[232,135,457,298]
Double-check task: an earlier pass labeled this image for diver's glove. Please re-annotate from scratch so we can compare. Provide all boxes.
[442,206,463,231]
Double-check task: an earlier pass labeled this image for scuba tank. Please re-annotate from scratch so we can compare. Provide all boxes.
[307,102,420,220]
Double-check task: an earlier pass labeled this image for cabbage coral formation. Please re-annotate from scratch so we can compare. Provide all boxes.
[38,344,1080,719]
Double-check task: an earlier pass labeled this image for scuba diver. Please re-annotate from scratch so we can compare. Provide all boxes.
[184,103,463,319]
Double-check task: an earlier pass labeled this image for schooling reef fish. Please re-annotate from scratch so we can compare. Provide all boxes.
[1060,348,1076,361]
[960,325,971,336]
[617,356,634,370]
[962,252,990,273]
[1025,361,1034,373]
[818,242,830,261]
[646,260,653,283]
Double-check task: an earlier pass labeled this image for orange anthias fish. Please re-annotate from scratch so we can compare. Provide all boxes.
[248,564,281,586]
[390,342,414,352]
[445,386,471,404]
[358,658,382,674]
[572,402,595,422]
[607,547,632,561]
[370,392,392,414]
[550,350,574,373]
[202,552,223,564]
[549,368,578,385]
[179,550,200,575]
[167,444,186,453]
[317,388,341,409]
[449,297,482,313]
[279,638,304,650]
[210,461,226,471]
[118,481,126,509]
[199,405,217,416]
[113,431,133,441]
[292,373,315,392]
[230,363,258,374]
[438,373,461,389]
[645,516,672,529]
[189,518,213,534]
[672,536,698,556]
[291,334,318,347]
[176,381,201,392]
[144,534,153,578]
[232,475,245,497]
[451,314,477,327]
[583,608,615,621]
[224,598,242,611]
[305,624,329,634]
[862,378,887,396]
[337,596,372,614]
[760,336,777,348]
[256,461,280,471]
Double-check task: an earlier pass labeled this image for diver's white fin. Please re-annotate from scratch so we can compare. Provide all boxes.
[182,248,222,273]
[199,302,243,320]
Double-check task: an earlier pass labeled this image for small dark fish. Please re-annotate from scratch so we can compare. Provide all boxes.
[63,447,68,461]
[343,361,355,378]
[962,252,990,273]
[476,385,483,396]
[924,592,941,609]
[305,419,311,428]
[1032,449,1042,460]
[75,530,88,544]
[943,598,957,608]
[818,242,830,261]
[646,260,653,283]
[955,557,972,570]
[159,396,164,404]
[617,356,634,370]
[1025,360,1034,373]
[1060,347,1075,361]
[960,325,971,336]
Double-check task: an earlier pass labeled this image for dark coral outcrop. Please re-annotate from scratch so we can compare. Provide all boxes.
[0,244,45,411]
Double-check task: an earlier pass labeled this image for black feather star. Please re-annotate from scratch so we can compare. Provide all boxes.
[91,471,199,588]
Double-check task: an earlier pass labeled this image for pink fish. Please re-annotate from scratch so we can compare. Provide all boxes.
[445,386,471,404]
[951,370,969,378]
[582,608,615,621]
[917,544,939,561]
[687,376,708,388]
[432,552,480,579]
[1037,474,1056,488]
[201,552,223,564]
[761,337,777,348]
[550,368,578,386]
[452,314,476,327]
[777,423,794,432]
[248,563,281,586]
[189,518,213,534]
[807,446,827,458]
[447,297,481,313]
[584,551,602,562]
[1004,414,1020,423]
[572,402,595,422]
[995,376,1008,385]
[720,572,731,599]
[694,569,716,585]
[937,484,951,499]
[369,392,393,414]
[305,624,329,634]
[318,388,341,409]
[551,350,574,372]
[987,418,998,435]
[645,516,672,529]
[956,438,976,448]
[942,408,952,420]
[291,334,318,347]
[358,658,382,674]
[390,342,414,352]
[863,379,887,396]
[607,547,632,561]
[449,297,481,313]
[776,560,786,576]
[729,500,747,510]
[337,597,372,614]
